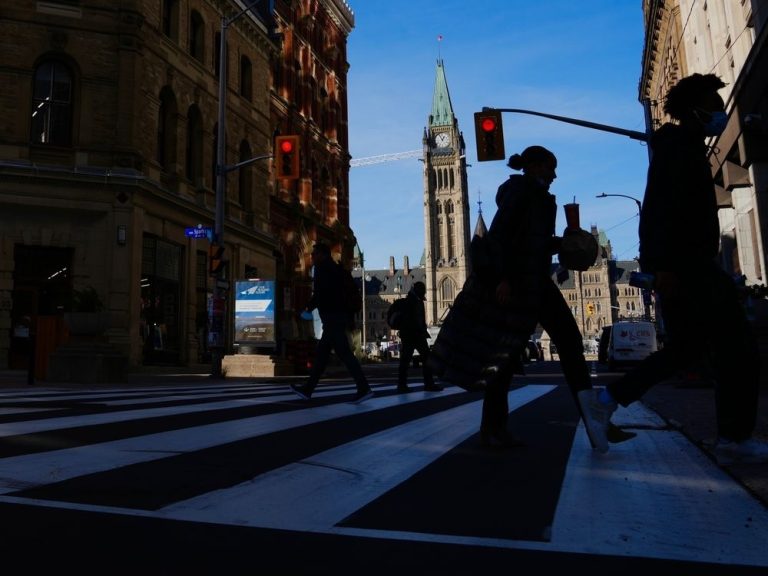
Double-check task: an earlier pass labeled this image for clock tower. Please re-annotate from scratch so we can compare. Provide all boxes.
[422,59,471,325]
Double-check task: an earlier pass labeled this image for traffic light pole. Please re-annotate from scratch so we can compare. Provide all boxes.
[211,1,267,378]
[484,107,649,142]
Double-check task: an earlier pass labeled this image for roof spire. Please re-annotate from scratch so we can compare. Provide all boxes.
[430,57,454,127]
[473,189,488,238]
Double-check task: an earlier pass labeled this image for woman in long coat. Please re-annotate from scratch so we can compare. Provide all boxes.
[430,146,610,451]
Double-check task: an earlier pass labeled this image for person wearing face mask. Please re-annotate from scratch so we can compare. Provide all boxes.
[583,73,768,463]
[475,146,621,450]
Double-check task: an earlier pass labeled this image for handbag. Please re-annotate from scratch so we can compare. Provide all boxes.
[558,229,598,271]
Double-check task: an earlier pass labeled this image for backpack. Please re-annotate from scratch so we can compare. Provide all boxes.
[341,265,362,314]
[386,298,408,330]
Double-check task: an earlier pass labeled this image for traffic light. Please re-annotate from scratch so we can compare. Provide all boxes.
[275,135,300,180]
[474,109,505,161]
[209,244,224,276]
[587,303,595,316]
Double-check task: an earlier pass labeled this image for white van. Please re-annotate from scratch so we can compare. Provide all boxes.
[607,320,658,370]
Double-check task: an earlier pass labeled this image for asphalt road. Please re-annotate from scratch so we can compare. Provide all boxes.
[0,360,766,575]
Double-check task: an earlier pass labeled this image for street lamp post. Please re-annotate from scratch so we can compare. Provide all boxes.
[596,193,651,322]
[595,193,642,218]
[210,1,267,378]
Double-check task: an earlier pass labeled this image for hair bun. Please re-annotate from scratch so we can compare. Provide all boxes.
[507,154,524,170]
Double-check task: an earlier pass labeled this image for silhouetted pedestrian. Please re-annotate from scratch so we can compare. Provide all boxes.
[396,281,443,393]
[431,146,616,451]
[585,73,768,462]
[482,146,611,450]
[290,243,373,404]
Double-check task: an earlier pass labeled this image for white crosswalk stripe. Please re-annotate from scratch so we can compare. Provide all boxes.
[159,385,554,529]
[0,382,766,569]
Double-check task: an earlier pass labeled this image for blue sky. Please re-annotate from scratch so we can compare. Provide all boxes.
[346,1,650,270]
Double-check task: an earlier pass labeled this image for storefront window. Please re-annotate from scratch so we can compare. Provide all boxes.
[140,236,183,364]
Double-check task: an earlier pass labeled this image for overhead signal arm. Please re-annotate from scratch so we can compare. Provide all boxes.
[485,107,649,142]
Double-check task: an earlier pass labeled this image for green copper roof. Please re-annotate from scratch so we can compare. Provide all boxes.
[430,59,454,127]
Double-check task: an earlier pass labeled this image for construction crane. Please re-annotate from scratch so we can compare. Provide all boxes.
[350,149,422,168]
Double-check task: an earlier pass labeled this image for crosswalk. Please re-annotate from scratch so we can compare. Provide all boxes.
[0,381,766,569]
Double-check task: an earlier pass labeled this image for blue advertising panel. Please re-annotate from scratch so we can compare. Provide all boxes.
[234,280,276,347]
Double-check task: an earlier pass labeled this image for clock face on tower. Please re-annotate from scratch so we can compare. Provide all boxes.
[435,133,450,148]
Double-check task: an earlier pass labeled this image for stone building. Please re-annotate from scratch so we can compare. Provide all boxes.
[352,255,425,352]
[0,0,356,378]
[421,59,471,326]
[640,0,768,377]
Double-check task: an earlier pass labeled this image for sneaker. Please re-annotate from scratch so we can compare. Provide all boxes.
[713,438,768,465]
[351,388,374,404]
[424,383,444,392]
[397,384,411,393]
[577,389,616,454]
[290,383,312,400]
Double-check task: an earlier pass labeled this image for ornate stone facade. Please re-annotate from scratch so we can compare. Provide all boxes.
[421,60,471,325]
[0,0,355,375]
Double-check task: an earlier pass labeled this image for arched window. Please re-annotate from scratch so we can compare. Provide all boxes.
[157,87,178,169]
[31,60,73,145]
[189,10,205,62]
[446,201,455,260]
[440,277,456,308]
[240,55,252,100]
[435,202,443,260]
[185,105,203,183]
[214,32,225,78]
[162,0,179,41]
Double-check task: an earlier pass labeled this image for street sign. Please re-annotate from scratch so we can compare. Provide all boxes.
[185,225,212,239]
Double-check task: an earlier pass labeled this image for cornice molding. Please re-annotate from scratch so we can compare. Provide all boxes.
[321,0,354,34]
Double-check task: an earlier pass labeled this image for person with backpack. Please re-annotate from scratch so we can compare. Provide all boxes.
[391,282,443,393]
[290,242,373,403]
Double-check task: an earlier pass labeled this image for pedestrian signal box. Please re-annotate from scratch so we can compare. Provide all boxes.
[474,109,505,161]
[275,135,300,180]
[209,244,225,276]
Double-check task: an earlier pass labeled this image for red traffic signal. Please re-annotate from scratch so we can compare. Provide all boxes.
[474,109,505,162]
[275,135,300,180]
[481,117,497,132]
[279,138,294,154]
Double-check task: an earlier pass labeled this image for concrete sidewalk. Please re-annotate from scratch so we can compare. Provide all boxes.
[640,377,768,508]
